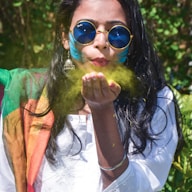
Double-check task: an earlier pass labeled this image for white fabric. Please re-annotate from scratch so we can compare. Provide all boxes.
[0,86,178,192]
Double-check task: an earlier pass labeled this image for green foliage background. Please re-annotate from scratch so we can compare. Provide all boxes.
[0,0,191,191]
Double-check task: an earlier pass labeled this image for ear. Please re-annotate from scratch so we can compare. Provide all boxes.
[61,31,70,50]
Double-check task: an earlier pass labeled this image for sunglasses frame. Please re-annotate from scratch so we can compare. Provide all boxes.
[71,20,133,50]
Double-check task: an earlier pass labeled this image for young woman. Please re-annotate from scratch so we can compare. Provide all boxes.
[0,0,182,191]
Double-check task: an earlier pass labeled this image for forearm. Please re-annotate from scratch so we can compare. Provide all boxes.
[90,103,128,189]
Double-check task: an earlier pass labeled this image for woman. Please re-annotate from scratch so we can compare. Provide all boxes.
[0,0,182,191]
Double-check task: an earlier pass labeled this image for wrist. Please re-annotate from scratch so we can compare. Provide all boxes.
[88,101,114,112]
[99,152,128,171]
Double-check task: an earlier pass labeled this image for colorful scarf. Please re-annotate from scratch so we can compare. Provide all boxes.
[0,68,54,192]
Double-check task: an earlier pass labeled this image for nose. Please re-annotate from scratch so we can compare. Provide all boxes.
[93,28,108,50]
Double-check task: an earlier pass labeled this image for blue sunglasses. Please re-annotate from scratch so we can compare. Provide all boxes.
[72,20,133,49]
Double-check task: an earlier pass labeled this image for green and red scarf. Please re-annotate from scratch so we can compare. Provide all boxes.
[0,68,54,192]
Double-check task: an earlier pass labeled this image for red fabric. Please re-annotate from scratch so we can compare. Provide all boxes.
[28,184,35,192]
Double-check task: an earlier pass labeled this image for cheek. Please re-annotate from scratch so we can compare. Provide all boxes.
[69,33,82,62]
[117,47,129,64]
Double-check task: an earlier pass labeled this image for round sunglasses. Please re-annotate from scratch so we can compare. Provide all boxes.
[72,20,133,49]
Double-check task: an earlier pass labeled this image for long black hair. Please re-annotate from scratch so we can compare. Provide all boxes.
[45,0,182,163]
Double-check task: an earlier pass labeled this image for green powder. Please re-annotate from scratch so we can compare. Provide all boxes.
[56,64,143,115]
[68,64,142,97]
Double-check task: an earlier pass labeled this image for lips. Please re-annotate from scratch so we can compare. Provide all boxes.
[91,58,109,67]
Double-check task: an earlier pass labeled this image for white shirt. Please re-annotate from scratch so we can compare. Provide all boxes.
[0,87,178,192]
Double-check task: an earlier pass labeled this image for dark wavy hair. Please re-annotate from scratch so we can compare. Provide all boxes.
[45,0,183,163]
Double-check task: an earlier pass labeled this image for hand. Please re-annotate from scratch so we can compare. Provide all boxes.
[81,72,121,109]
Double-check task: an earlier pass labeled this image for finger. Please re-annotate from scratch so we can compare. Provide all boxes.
[91,73,103,98]
[108,80,121,97]
[98,73,110,97]
[82,73,95,99]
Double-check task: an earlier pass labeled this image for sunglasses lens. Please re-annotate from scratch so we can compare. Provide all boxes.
[73,22,96,44]
[108,26,130,49]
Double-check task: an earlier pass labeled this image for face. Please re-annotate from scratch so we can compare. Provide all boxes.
[64,0,130,68]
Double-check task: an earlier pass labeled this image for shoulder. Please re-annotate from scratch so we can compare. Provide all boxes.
[156,86,175,108]
[157,86,174,100]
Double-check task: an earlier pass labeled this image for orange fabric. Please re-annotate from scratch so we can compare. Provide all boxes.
[23,88,54,190]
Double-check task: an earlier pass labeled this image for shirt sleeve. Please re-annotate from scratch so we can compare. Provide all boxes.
[104,87,178,192]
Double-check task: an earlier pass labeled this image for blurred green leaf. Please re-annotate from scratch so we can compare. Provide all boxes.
[13,1,23,7]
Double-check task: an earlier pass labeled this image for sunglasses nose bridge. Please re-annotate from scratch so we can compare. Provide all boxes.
[96,29,108,34]
[94,30,108,49]
[96,29,108,40]
[93,29,109,49]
